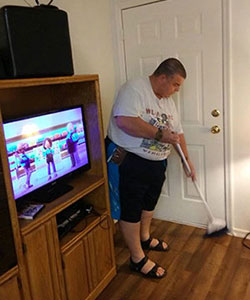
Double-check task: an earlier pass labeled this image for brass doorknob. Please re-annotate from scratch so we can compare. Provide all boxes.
[211,109,220,117]
[211,125,220,134]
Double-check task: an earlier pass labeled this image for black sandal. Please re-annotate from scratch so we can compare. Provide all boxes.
[141,236,170,252]
[129,256,166,279]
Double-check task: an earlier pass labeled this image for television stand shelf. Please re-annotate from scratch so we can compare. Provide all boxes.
[19,174,106,234]
[0,75,116,300]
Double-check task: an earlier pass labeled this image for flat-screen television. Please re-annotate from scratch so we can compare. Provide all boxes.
[3,105,91,207]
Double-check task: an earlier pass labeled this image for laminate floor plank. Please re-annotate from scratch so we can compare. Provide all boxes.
[223,257,250,300]
[207,236,243,299]
[184,243,228,300]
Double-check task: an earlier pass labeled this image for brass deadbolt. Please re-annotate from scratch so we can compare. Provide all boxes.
[211,109,220,117]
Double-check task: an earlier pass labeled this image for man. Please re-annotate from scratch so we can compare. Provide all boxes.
[107,58,195,278]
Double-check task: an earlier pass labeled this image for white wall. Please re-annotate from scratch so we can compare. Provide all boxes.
[231,0,250,236]
[0,0,116,132]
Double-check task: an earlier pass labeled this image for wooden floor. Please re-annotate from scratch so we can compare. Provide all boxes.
[97,219,250,300]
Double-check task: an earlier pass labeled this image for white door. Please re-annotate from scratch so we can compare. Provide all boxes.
[122,0,225,227]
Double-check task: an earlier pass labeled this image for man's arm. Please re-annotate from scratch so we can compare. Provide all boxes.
[115,116,180,144]
[173,133,196,181]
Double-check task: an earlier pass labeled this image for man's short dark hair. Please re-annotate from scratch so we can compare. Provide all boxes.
[153,58,187,79]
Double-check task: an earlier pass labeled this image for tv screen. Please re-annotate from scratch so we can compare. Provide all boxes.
[3,105,90,204]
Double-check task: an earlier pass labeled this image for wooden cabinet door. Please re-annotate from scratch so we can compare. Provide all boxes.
[0,274,22,300]
[61,217,115,300]
[62,240,90,300]
[22,219,63,300]
[87,218,114,290]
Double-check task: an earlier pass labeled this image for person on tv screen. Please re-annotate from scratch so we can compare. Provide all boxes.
[66,122,79,168]
[43,137,57,180]
[16,143,33,189]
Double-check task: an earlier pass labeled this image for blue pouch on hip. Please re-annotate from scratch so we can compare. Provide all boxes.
[106,142,120,220]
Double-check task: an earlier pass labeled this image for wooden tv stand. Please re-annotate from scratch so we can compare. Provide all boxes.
[0,75,116,300]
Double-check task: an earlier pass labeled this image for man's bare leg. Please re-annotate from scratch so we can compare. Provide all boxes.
[140,210,168,249]
[119,219,165,276]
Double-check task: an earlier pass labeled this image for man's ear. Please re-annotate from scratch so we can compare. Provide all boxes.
[159,74,168,81]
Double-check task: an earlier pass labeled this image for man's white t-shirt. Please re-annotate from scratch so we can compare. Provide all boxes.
[107,77,183,160]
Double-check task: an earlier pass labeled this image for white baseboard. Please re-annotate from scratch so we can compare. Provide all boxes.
[153,217,250,239]
[232,227,250,239]
[155,216,207,230]
[154,217,249,239]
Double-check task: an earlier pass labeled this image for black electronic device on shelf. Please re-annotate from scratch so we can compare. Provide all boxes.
[56,202,93,239]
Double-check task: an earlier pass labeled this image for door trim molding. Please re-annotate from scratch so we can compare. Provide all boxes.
[222,0,233,233]
[111,0,233,233]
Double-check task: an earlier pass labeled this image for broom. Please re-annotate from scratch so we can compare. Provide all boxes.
[176,143,228,236]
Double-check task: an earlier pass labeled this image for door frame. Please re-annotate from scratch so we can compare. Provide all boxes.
[111,0,233,234]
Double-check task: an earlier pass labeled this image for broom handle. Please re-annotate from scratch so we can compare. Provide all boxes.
[176,143,214,222]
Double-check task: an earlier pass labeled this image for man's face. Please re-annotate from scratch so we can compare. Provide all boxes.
[158,73,184,98]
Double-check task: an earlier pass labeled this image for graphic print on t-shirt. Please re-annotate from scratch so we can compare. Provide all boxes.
[140,112,173,157]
